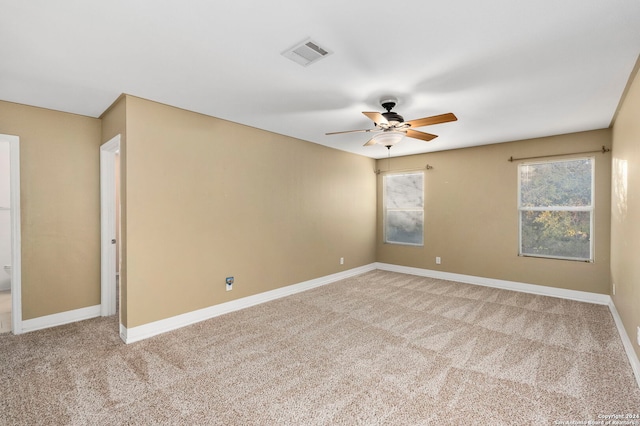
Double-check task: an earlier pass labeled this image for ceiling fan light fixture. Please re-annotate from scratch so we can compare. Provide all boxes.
[371,131,406,146]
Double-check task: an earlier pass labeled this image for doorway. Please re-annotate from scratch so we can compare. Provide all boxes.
[0,133,22,334]
[100,135,120,318]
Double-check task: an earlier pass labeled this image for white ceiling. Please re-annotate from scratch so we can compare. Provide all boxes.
[1,0,639,159]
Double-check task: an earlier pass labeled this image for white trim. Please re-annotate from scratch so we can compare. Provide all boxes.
[375,262,610,305]
[0,134,22,334]
[520,206,593,212]
[121,263,376,344]
[608,299,640,388]
[119,322,127,342]
[100,135,120,317]
[20,304,101,334]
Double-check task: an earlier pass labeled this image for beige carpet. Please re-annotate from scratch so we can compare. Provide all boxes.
[1,270,639,425]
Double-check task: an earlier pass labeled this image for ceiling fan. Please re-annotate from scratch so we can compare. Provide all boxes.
[326,97,457,147]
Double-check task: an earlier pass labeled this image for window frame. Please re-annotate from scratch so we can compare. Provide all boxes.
[517,157,595,262]
[383,171,425,247]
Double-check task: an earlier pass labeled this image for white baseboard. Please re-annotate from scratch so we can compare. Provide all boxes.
[21,304,101,334]
[375,262,611,305]
[375,262,640,388]
[120,263,377,344]
[607,300,640,388]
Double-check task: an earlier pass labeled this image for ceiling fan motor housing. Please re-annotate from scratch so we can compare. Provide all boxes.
[382,111,404,123]
[380,99,404,123]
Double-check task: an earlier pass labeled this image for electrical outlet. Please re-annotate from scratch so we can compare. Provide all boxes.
[340,257,344,265]
[225,277,234,291]
[435,257,441,265]
[612,283,616,296]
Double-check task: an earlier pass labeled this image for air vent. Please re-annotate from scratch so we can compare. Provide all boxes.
[281,38,333,67]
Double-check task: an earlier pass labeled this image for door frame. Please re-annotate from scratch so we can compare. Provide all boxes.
[100,135,120,317]
[1,134,22,334]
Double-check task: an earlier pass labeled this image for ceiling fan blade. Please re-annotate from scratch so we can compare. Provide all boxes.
[406,129,438,142]
[325,128,375,136]
[406,113,457,128]
[363,138,377,146]
[363,111,388,125]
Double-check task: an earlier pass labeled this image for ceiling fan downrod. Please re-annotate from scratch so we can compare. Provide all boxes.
[381,100,396,113]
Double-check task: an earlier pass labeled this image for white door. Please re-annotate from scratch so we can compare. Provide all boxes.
[100,135,120,317]
[0,133,22,334]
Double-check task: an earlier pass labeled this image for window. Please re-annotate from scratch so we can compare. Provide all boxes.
[518,158,594,261]
[384,172,424,246]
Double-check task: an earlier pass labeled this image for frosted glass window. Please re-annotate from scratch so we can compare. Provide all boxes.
[384,172,424,246]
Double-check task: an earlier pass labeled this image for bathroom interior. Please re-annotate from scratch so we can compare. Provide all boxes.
[0,140,11,333]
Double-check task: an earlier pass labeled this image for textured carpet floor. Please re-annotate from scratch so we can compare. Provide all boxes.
[1,270,639,425]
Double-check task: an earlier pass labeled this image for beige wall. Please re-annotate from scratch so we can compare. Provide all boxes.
[123,96,377,327]
[611,63,640,359]
[377,129,612,294]
[0,100,102,319]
